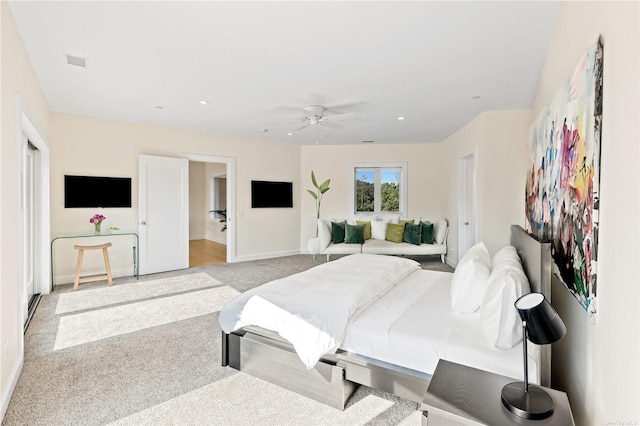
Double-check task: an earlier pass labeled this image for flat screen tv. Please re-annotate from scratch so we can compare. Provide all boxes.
[64,175,132,208]
[251,180,293,208]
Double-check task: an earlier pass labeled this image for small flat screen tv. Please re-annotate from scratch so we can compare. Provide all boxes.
[251,180,293,208]
[65,175,132,208]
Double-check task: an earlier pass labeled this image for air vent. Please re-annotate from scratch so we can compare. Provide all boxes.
[361,140,374,144]
[66,54,86,68]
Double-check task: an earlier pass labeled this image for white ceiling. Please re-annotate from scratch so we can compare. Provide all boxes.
[9,1,560,146]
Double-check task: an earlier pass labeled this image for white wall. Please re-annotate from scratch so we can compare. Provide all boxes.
[188,162,207,239]
[299,143,445,249]
[441,110,533,262]
[0,2,51,418]
[50,112,301,278]
[533,2,639,425]
[205,162,227,244]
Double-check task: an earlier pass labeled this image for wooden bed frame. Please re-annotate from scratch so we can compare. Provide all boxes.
[221,225,552,410]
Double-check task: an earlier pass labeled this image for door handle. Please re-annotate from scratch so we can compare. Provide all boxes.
[140,221,146,225]
[464,222,470,225]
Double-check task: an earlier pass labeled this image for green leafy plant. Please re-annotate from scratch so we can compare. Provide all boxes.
[209,209,227,232]
[307,171,330,236]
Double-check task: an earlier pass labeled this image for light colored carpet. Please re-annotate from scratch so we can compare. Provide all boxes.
[3,254,451,425]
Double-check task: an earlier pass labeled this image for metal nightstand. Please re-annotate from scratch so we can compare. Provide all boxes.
[421,360,574,425]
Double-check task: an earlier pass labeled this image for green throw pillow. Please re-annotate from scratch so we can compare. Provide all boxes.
[403,223,422,245]
[399,219,415,226]
[421,221,434,244]
[345,223,366,244]
[385,223,405,243]
[356,220,372,240]
[331,221,346,244]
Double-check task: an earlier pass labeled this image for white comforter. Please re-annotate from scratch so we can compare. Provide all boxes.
[218,254,421,368]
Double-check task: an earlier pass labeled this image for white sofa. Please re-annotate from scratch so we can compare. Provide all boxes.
[309,217,449,262]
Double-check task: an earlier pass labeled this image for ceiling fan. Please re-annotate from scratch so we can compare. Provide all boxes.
[293,105,355,132]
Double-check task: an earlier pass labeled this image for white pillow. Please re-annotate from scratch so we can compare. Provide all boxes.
[450,242,491,313]
[370,221,388,240]
[480,246,531,350]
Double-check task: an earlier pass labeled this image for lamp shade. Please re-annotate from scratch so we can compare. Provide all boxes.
[515,293,566,345]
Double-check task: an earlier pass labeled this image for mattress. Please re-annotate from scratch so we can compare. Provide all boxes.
[341,269,539,383]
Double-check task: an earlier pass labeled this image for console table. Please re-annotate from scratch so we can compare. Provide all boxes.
[50,232,139,289]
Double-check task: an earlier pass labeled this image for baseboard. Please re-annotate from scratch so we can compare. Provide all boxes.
[53,267,136,286]
[206,236,227,245]
[1,354,23,421]
[446,257,457,268]
[189,234,207,240]
[233,249,301,263]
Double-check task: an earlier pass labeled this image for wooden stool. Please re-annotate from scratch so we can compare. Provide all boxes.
[73,243,113,291]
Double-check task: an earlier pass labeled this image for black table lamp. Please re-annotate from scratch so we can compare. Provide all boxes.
[501,292,567,420]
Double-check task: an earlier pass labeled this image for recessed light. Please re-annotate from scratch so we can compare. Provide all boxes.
[397,116,406,120]
[199,100,208,105]
[287,132,293,136]
[154,105,163,109]
[260,129,269,133]
[472,95,481,100]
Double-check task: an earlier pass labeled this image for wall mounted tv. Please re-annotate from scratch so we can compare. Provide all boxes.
[64,175,132,208]
[251,180,293,208]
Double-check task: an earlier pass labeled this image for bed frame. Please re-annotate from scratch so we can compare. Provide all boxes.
[221,225,552,409]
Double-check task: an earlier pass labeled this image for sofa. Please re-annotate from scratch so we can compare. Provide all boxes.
[309,217,449,262]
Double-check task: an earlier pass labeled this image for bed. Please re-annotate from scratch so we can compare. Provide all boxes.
[220,225,552,409]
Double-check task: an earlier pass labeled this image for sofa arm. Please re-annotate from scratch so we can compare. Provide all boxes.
[307,237,321,255]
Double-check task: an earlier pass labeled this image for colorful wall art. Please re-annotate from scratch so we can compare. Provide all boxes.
[525,38,603,313]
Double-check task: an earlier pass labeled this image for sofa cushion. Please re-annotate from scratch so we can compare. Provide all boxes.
[403,223,422,245]
[385,223,405,243]
[323,242,362,255]
[420,221,434,244]
[331,221,346,244]
[433,219,448,244]
[362,239,446,255]
[371,221,387,240]
[345,223,365,244]
[356,220,372,240]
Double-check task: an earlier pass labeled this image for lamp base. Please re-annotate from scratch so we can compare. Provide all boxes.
[501,382,554,420]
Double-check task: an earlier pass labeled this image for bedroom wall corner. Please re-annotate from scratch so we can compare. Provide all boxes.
[0,2,51,419]
[533,2,640,425]
[441,109,531,263]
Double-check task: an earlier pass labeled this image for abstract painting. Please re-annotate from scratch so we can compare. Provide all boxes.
[525,38,603,313]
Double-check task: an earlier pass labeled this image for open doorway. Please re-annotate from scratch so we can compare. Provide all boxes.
[188,159,230,267]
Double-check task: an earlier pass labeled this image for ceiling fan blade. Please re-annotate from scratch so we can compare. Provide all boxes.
[321,112,355,122]
[320,121,343,130]
[293,123,311,131]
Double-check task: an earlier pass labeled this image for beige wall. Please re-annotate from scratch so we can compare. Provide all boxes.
[0,2,50,416]
[188,162,207,239]
[50,112,301,278]
[299,143,445,247]
[441,110,532,261]
[534,2,639,425]
[205,162,227,244]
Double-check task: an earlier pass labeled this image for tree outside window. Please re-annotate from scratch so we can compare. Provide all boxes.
[353,165,404,215]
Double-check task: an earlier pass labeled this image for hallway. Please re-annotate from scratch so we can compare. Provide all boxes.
[189,239,226,267]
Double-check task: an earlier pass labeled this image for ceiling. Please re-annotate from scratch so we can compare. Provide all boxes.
[8,1,560,146]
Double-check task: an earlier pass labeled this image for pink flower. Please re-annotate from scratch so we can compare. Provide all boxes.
[89,213,106,224]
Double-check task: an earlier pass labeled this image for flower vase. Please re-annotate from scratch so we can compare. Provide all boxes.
[94,222,101,235]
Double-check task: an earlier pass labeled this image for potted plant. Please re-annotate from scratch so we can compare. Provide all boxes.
[307,170,330,236]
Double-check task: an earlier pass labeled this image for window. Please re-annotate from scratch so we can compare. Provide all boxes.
[351,163,407,216]
[209,175,227,219]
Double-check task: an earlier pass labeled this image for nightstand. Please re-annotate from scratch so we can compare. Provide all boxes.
[421,360,574,425]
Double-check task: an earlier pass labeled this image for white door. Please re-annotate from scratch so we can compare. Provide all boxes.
[138,155,189,274]
[22,137,36,324]
[457,153,477,262]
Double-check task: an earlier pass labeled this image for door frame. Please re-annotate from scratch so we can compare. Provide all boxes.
[457,150,477,263]
[17,106,50,305]
[183,153,236,263]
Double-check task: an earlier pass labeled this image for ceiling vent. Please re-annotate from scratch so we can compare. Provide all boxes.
[361,140,374,144]
[65,54,86,68]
